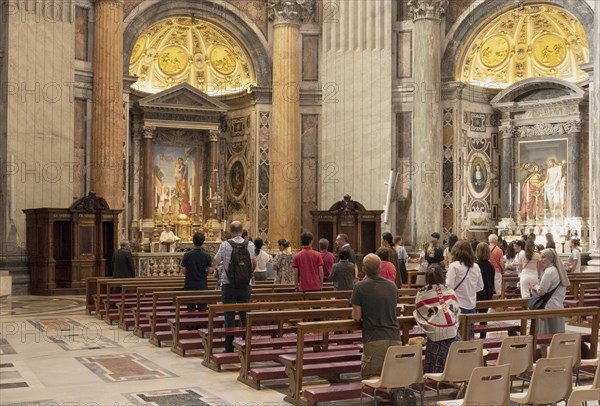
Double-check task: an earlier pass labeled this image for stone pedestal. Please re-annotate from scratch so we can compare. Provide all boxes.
[90,0,124,209]
[409,0,447,245]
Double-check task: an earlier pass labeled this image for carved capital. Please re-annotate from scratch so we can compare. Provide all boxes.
[142,126,155,139]
[93,0,124,6]
[268,0,314,24]
[499,125,516,139]
[408,0,448,21]
[208,130,219,142]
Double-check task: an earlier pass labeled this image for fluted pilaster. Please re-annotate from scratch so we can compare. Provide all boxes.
[409,0,447,245]
[142,126,154,220]
[588,0,600,265]
[268,0,312,246]
[91,0,124,208]
[208,130,220,220]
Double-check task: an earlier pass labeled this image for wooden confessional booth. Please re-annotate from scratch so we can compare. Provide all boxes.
[24,193,122,295]
[310,195,383,270]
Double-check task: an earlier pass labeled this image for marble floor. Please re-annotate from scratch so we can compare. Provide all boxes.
[0,296,598,406]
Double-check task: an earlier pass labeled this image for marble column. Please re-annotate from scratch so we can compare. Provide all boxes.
[142,127,155,220]
[589,0,600,266]
[267,0,312,246]
[566,124,582,218]
[90,0,124,209]
[409,0,447,245]
[207,130,220,221]
[499,125,515,218]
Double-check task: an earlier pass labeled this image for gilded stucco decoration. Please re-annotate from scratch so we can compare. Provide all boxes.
[129,17,256,95]
[459,4,589,88]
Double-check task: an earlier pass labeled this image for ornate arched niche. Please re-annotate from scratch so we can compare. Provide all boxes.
[491,77,586,247]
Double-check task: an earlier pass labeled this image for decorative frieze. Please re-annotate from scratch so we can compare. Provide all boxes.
[515,120,582,138]
[267,0,314,24]
[408,0,448,21]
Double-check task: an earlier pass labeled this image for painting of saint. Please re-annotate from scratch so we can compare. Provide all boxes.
[153,146,194,215]
[230,161,245,198]
[518,163,545,221]
[470,159,487,194]
[518,139,567,224]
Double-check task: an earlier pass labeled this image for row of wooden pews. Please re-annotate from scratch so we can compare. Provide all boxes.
[84,275,599,406]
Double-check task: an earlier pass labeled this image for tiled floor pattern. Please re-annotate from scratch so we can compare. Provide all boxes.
[75,353,177,382]
[27,318,121,351]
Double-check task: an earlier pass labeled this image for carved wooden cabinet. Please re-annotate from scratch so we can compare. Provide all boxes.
[310,195,383,266]
[23,193,122,295]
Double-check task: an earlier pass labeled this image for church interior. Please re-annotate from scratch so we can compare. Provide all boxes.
[0,0,599,405]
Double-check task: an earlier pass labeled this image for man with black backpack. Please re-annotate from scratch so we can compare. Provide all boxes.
[214,221,256,353]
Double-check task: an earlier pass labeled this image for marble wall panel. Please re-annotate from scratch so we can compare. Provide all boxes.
[74,7,88,61]
[302,114,318,234]
[6,1,76,245]
[396,112,412,243]
[396,31,412,79]
[302,35,319,82]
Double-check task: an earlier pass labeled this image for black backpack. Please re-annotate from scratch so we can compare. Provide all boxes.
[226,240,253,288]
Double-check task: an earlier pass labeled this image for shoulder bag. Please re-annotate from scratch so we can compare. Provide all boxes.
[528,282,560,310]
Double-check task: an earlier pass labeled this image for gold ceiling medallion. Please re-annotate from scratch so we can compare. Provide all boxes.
[533,34,566,67]
[129,17,257,95]
[459,4,589,88]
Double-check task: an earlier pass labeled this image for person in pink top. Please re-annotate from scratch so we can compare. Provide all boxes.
[319,238,335,281]
[292,232,324,292]
[487,234,505,294]
[362,248,397,283]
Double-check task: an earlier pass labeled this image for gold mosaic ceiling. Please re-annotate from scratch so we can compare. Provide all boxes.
[129,17,256,95]
[459,4,589,88]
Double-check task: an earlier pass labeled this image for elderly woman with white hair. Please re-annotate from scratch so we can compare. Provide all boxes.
[532,248,570,334]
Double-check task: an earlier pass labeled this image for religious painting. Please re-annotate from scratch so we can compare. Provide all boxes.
[467,154,489,198]
[228,159,246,199]
[153,146,195,215]
[517,139,568,223]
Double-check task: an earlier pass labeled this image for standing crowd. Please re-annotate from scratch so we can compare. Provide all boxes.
[111,223,581,380]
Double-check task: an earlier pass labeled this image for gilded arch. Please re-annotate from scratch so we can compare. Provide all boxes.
[442,0,595,82]
[123,0,272,87]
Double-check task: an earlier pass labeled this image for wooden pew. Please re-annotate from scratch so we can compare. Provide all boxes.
[85,276,112,314]
[458,306,600,360]
[94,277,184,319]
[237,304,408,388]
[116,282,185,328]
[199,299,353,369]
[170,292,308,355]
[145,287,303,344]
[286,317,418,406]
[99,278,185,321]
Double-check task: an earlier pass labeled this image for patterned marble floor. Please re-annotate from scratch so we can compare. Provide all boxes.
[0,296,597,406]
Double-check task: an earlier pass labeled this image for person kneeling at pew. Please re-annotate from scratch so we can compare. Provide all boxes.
[351,253,401,379]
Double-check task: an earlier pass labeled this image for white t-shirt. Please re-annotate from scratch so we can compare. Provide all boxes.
[446,261,484,310]
[569,249,581,273]
[254,250,272,273]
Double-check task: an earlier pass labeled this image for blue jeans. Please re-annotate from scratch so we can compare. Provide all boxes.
[221,284,252,352]
[461,307,476,339]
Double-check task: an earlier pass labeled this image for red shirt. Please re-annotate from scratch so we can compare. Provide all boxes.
[292,247,324,291]
[362,261,396,283]
[320,250,335,279]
